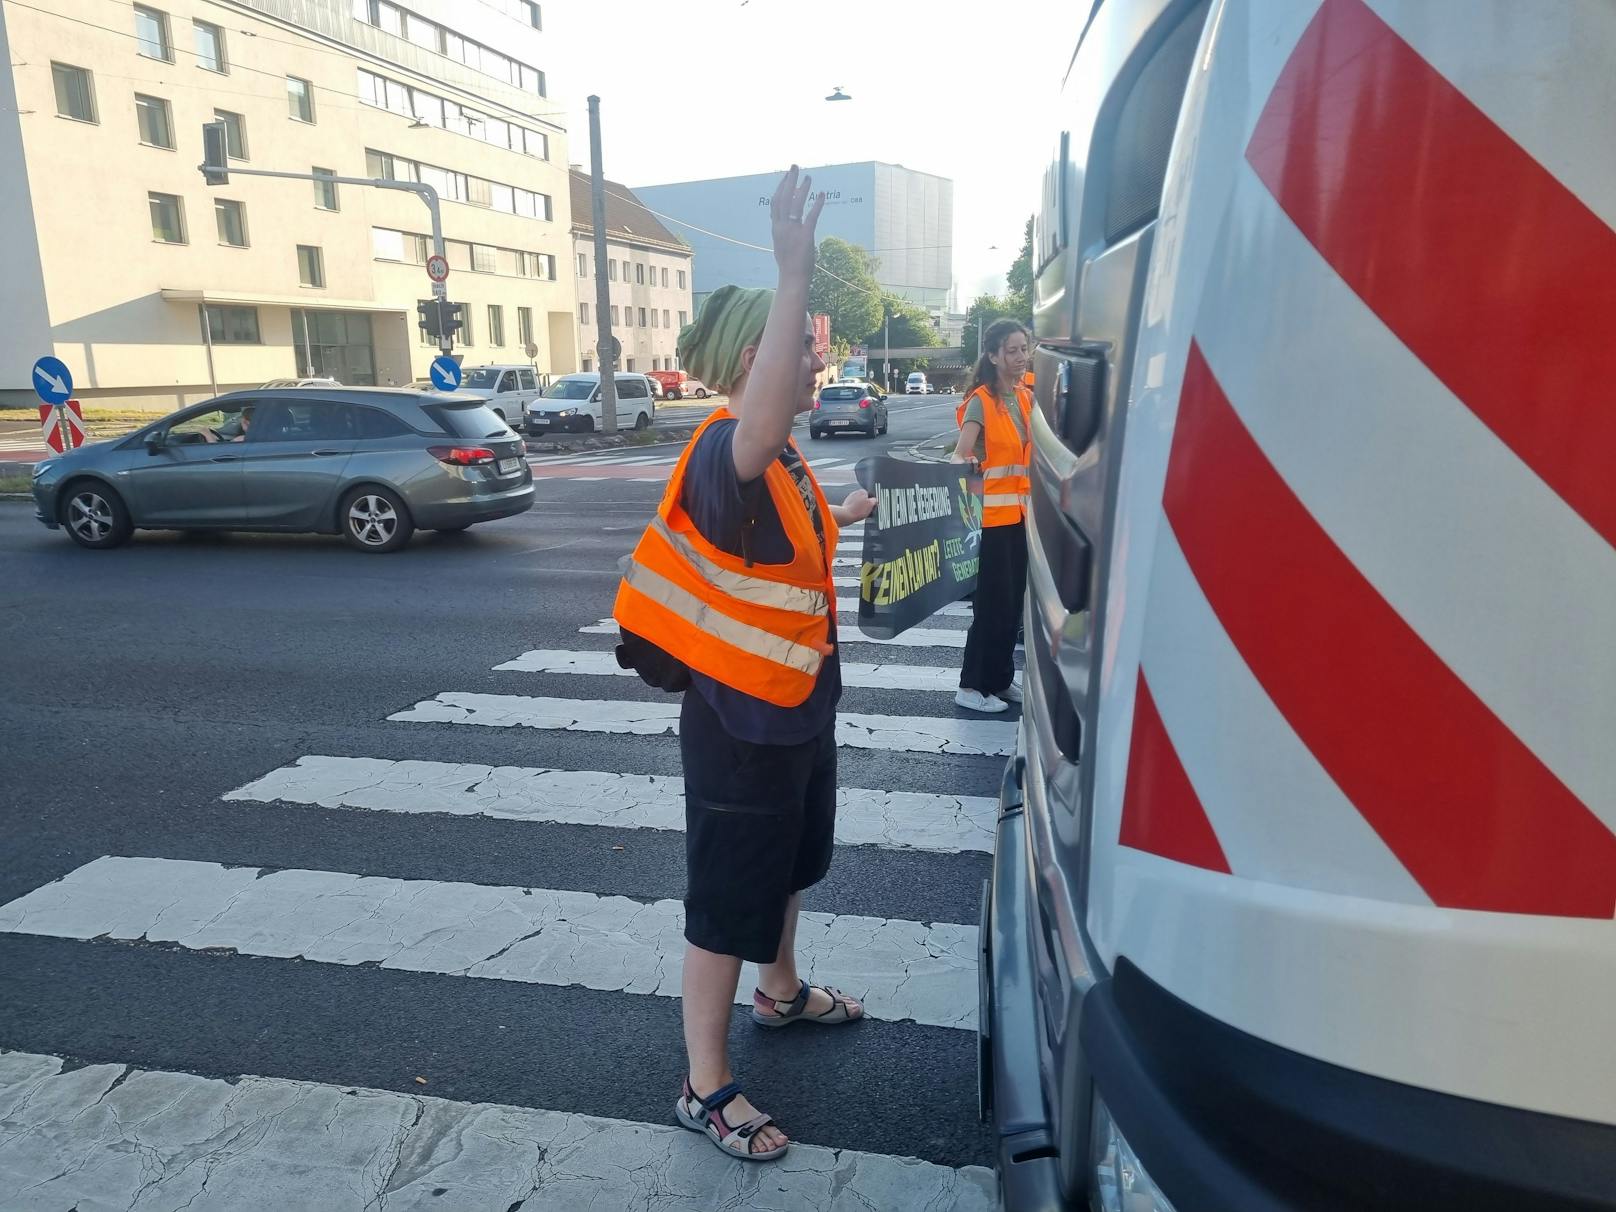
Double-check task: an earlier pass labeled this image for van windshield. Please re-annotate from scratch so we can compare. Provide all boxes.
[461,368,503,389]
[544,380,595,400]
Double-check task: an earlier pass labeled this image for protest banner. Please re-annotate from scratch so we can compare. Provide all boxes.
[850,456,983,640]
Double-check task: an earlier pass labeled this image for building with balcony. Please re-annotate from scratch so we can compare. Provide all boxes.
[0,0,577,409]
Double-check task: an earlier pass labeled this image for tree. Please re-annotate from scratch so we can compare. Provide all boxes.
[864,300,941,352]
[961,293,1024,366]
[808,237,883,345]
[1005,216,1034,322]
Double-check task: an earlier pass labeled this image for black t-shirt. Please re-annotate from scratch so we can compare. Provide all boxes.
[680,419,841,745]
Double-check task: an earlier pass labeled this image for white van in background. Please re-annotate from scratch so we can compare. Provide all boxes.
[525,373,656,434]
[905,371,932,394]
[452,365,541,429]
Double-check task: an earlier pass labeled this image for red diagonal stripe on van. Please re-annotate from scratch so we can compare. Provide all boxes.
[1119,673,1230,874]
[1165,343,1616,917]
[1245,0,1616,549]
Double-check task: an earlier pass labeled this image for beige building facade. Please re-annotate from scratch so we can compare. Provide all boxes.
[1,0,578,410]
[569,173,692,377]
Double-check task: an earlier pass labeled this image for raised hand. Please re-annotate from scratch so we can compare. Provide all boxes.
[770,165,826,286]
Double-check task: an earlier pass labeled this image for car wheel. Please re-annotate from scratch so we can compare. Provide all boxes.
[809,429,823,440]
[669,390,682,401]
[341,486,414,553]
[580,415,596,434]
[61,480,132,550]
[634,411,650,430]
[695,388,708,399]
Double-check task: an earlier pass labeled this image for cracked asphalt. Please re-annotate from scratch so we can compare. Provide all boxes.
[0,395,1000,1194]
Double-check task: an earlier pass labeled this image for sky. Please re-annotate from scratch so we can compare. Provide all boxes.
[545,0,1085,307]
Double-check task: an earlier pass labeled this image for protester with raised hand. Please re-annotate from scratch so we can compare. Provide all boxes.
[612,166,876,1163]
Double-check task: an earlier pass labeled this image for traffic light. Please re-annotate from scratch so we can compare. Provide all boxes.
[416,300,465,342]
[201,121,229,185]
[441,301,464,340]
[417,299,441,339]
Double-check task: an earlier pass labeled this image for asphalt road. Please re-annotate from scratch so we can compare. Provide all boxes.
[0,393,1004,1204]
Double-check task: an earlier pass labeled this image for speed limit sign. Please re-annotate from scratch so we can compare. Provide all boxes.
[426,254,449,283]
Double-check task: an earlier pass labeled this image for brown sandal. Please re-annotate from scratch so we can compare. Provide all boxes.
[751,979,863,1028]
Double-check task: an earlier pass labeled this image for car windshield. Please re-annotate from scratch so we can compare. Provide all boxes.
[460,368,503,390]
[544,380,595,400]
[821,387,863,401]
[422,402,509,438]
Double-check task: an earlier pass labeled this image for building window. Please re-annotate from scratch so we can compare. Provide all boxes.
[678,270,687,290]
[148,192,185,243]
[621,259,631,280]
[678,311,688,328]
[650,311,658,329]
[626,358,636,372]
[638,308,647,327]
[577,252,588,277]
[134,94,172,147]
[297,245,326,287]
[214,109,247,159]
[313,168,339,211]
[579,301,589,325]
[203,305,260,344]
[523,1,541,28]
[53,63,98,123]
[518,306,533,347]
[661,267,669,288]
[287,76,315,123]
[471,244,496,273]
[487,305,505,346]
[635,263,645,285]
[662,309,670,328]
[194,21,227,72]
[610,305,619,327]
[538,254,556,280]
[134,6,172,62]
[607,260,617,282]
[460,306,474,346]
[214,199,247,247]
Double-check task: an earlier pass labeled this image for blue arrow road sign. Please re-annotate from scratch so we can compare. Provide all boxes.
[32,356,73,404]
[429,356,462,391]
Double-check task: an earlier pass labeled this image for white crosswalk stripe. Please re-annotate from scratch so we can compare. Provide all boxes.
[580,618,968,648]
[496,647,964,692]
[0,1051,995,1211]
[389,693,1017,756]
[225,755,997,853]
[0,857,979,1030]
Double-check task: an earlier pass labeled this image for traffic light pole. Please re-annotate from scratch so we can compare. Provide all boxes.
[197,137,453,355]
[588,96,620,433]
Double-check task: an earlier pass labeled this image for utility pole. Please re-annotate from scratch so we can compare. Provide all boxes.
[883,307,891,392]
[588,97,619,433]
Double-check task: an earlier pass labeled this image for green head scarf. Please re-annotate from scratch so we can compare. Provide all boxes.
[676,285,774,394]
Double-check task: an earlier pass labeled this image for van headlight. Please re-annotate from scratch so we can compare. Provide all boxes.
[1091,1092,1177,1211]
[555,408,577,418]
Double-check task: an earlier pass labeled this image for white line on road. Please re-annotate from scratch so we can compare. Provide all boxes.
[0,858,980,1030]
[225,754,995,854]
[838,596,971,618]
[0,1051,995,1212]
[496,648,963,692]
[577,618,969,649]
[390,693,1016,756]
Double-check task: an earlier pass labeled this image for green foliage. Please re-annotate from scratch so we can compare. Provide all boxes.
[961,293,1027,365]
[1005,216,1034,322]
[808,238,884,344]
[865,300,942,351]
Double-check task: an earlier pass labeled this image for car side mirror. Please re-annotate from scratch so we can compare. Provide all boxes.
[144,431,167,453]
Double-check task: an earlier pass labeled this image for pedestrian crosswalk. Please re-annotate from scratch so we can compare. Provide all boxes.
[527,445,870,485]
[0,530,1004,1206]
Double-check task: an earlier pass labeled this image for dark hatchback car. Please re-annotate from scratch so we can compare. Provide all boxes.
[809,382,889,439]
[31,388,533,553]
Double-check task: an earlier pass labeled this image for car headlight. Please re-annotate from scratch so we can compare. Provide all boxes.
[32,460,53,480]
[555,408,577,417]
[1091,1092,1178,1212]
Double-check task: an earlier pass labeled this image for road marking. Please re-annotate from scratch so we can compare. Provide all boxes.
[390,693,1017,756]
[629,477,662,483]
[0,858,981,1030]
[225,755,996,854]
[579,617,968,648]
[838,596,971,618]
[496,647,963,692]
[0,1050,997,1210]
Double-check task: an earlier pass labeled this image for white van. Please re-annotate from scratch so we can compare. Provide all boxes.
[452,365,541,429]
[905,371,931,394]
[525,372,656,434]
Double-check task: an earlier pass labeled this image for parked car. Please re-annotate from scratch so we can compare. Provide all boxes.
[906,371,933,394]
[526,373,656,434]
[810,381,888,438]
[30,388,533,553]
[677,377,714,400]
[452,365,543,428]
[261,377,341,388]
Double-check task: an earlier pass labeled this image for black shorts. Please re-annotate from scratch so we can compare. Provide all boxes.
[679,689,838,963]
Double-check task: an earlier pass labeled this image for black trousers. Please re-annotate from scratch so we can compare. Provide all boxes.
[960,521,1028,694]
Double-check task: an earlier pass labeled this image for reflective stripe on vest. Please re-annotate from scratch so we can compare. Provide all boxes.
[611,408,840,708]
[966,385,1032,527]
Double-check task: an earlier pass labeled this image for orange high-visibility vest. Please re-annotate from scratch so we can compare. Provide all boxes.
[612,409,840,708]
[958,384,1032,527]
[1022,370,1036,390]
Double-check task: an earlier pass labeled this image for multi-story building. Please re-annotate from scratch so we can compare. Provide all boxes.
[0,0,577,409]
[569,172,692,377]
[634,162,953,314]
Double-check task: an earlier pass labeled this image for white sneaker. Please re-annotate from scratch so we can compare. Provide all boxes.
[955,689,1010,713]
[998,678,1023,705]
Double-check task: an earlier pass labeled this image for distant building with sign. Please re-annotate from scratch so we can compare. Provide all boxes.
[634,162,953,314]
